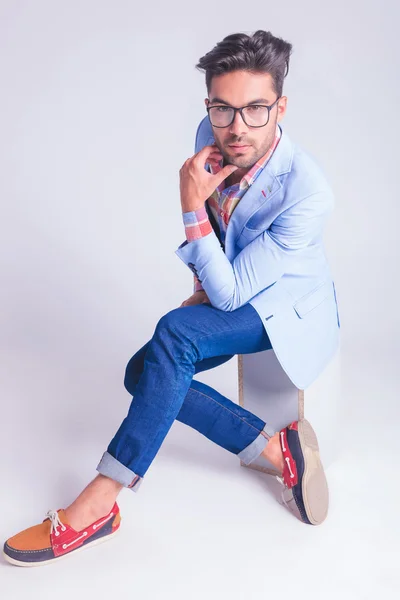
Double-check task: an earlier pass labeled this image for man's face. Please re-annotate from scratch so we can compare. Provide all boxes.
[204,70,287,173]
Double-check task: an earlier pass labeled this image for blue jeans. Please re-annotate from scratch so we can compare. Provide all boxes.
[96,302,276,492]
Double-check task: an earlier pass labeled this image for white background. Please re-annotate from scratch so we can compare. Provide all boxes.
[0,1,398,597]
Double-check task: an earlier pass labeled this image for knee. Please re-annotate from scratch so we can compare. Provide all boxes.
[123,356,140,394]
[123,372,136,395]
[153,308,194,357]
[154,307,184,336]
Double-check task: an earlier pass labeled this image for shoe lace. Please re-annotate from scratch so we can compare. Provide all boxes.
[275,426,296,510]
[45,509,66,537]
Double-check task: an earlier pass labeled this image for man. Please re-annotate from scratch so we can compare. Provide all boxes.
[3,29,340,567]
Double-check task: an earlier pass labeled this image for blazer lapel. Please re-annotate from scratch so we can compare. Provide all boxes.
[198,123,294,261]
[224,127,294,260]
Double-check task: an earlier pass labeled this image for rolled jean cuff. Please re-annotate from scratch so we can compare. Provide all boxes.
[237,422,276,466]
[96,451,143,493]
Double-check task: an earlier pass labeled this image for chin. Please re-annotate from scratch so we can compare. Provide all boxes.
[233,158,251,168]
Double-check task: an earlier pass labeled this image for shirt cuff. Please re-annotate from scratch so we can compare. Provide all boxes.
[182,205,213,242]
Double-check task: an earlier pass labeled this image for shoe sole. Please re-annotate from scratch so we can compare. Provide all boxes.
[297,418,329,525]
[2,527,120,567]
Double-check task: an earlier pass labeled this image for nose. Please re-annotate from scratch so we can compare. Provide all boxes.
[229,109,249,137]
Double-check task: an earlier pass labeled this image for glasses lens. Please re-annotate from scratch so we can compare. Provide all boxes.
[242,106,269,126]
[208,107,234,127]
[208,106,269,127]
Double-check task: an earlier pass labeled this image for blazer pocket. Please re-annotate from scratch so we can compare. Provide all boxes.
[293,280,333,318]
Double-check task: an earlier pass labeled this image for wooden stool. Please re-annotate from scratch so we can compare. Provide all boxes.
[238,344,341,475]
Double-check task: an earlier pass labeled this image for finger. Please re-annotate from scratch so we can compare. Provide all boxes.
[207,155,221,162]
[194,144,223,168]
[212,164,239,187]
[207,158,221,167]
[206,151,223,167]
[208,146,223,157]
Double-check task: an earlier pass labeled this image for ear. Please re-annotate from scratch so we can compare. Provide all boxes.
[277,96,288,123]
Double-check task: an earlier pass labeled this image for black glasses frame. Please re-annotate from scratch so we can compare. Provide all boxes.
[206,96,281,128]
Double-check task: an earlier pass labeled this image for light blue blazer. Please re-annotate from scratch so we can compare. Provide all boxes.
[175,116,341,390]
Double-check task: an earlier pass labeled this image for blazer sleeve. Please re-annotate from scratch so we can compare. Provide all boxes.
[175,189,334,312]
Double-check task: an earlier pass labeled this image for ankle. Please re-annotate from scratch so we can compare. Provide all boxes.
[261,432,284,474]
[64,475,123,530]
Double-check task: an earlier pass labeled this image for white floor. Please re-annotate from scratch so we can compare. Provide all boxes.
[0,348,398,600]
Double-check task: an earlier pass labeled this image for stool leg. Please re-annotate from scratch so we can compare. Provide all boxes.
[237,354,302,476]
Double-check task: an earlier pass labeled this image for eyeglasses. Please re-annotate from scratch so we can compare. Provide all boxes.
[206,97,281,128]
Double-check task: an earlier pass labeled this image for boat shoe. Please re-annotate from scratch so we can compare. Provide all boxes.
[275,419,329,525]
[3,502,121,566]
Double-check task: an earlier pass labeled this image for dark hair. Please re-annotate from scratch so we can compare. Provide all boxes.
[195,30,293,98]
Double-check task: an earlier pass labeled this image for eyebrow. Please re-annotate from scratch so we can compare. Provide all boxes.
[209,97,270,105]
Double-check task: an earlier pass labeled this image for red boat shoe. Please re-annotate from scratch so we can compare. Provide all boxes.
[275,419,329,525]
[3,502,121,567]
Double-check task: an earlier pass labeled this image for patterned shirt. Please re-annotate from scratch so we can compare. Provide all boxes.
[182,123,282,292]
